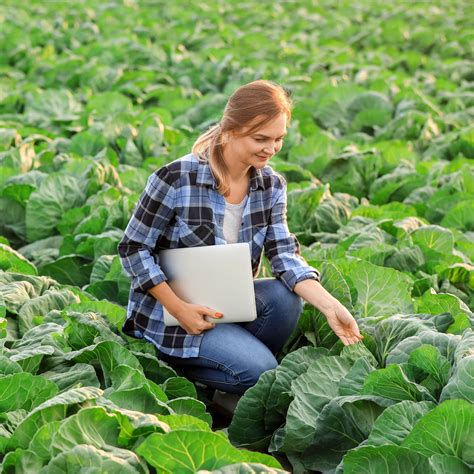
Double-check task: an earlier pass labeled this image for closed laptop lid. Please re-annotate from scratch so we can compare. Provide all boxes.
[157,243,257,326]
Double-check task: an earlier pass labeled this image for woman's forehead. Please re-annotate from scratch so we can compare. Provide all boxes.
[244,113,287,135]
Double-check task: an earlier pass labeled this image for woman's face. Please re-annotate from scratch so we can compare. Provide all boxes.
[223,113,287,173]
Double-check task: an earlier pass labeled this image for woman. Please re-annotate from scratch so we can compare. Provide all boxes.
[118,80,362,400]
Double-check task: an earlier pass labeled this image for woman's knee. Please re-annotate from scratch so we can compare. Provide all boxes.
[255,278,304,318]
[239,351,278,388]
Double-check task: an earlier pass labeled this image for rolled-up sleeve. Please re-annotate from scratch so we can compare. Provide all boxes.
[264,178,320,292]
[118,168,176,292]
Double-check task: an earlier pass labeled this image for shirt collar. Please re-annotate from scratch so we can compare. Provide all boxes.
[195,155,264,191]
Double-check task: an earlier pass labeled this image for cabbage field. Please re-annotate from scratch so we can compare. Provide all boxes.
[1,0,473,472]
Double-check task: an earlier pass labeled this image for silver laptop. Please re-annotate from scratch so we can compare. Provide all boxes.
[157,242,257,326]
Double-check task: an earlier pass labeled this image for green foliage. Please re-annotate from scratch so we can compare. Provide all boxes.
[0,0,473,472]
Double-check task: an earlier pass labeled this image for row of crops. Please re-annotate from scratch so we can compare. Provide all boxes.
[1,0,473,472]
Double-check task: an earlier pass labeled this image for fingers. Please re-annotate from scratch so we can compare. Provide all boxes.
[340,335,350,346]
[339,334,360,346]
[207,312,223,320]
[350,319,363,339]
[340,310,363,344]
[202,306,223,320]
[334,305,363,342]
[338,326,364,346]
[188,320,215,335]
[187,307,223,335]
[202,320,216,331]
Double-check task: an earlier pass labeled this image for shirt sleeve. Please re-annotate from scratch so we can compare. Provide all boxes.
[118,167,176,292]
[264,177,320,292]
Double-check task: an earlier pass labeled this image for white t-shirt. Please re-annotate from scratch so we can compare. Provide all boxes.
[223,195,248,244]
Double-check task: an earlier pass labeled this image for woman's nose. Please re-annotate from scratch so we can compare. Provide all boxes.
[263,144,275,154]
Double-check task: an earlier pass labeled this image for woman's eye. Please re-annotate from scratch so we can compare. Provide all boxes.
[255,138,284,143]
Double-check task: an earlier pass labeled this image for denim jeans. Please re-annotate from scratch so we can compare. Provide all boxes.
[157,277,304,395]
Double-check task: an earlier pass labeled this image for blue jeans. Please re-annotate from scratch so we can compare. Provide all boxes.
[158,278,304,395]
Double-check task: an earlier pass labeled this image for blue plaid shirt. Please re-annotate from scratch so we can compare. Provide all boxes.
[118,153,320,358]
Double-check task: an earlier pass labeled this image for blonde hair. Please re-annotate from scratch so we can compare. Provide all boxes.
[192,80,293,197]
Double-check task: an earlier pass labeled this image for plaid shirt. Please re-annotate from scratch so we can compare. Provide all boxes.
[118,153,320,358]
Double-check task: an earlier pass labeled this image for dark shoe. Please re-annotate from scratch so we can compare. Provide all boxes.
[210,390,242,419]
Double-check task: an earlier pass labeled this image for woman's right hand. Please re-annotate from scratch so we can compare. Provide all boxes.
[171,302,223,335]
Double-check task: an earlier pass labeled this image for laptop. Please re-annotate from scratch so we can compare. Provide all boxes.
[157,242,257,326]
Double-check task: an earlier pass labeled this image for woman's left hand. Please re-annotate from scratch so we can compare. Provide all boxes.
[322,300,363,346]
[293,279,364,346]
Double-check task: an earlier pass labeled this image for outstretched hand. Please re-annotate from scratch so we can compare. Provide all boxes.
[322,300,363,346]
[293,279,364,346]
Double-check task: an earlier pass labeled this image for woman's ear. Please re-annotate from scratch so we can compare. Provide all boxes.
[221,131,231,145]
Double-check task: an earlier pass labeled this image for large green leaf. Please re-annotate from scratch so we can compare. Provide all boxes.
[106,364,170,416]
[66,299,126,332]
[0,272,56,296]
[7,387,103,450]
[287,185,325,234]
[196,463,289,474]
[25,174,86,242]
[131,351,177,385]
[63,310,122,350]
[228,369,277,451]
[96,397,169,447]
[386,329,460,366]
[0,243,37,275]
[441,200,474,231]
[166,397,212,426]
[64,340,142,387]
[0,280,38,314]
[265,346,329,430]
[8,345,56,374]
[347,259,414,318]
[38,255,92,287]
[68,130,107,157]
[402,399,474,467]
[453,330,474,365]
[17,236,63,269]
[18,288,79,334]
[0,355,22,375]
[24,89,82,125]
[365,400,435,446]
[51,407,120,454]
[1,448,45,473]
[157,413,209,433]
[362,364,435,402]
[136,430,282,473]
[271,356,352,453]
[0,373,58,412]
[40,363,101,392]
[42,444,146,473]
[342,445,433,474]
[339,357,377,396]
[362,315,435,365]
[161,376,197,400]
[291,395,393,472]
[11,322,64,349]
[414,291,472,335]
[411,225,454,257]
[439,356,474,403]
[284,263,352,353]
[408,344,451,388]
[1,170,47,206]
